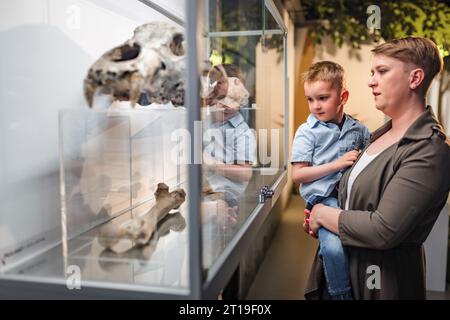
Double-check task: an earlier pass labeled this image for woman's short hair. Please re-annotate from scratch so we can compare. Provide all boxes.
[371,37,443,95]
[302,61,346,92]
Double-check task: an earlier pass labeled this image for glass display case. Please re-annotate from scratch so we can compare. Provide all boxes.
[0,0,287,299]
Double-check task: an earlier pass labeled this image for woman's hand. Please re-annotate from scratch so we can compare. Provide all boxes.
[304,203,341,239]
[306,203,342,237]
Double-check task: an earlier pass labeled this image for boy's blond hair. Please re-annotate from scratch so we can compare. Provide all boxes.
[302,61,346,92]
[371,37,443,96]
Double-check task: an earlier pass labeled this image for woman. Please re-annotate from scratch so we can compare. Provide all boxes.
[303,37,450,299]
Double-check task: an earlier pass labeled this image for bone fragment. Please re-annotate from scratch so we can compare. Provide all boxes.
[98,182,185,251]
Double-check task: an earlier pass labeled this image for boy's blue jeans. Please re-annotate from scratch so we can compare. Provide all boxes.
[306,196,353,300]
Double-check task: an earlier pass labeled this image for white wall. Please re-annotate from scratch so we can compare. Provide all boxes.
[428,76,450,135]
[0,0,184,269]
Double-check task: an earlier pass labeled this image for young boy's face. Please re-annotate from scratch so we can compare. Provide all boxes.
[304,80,347,124]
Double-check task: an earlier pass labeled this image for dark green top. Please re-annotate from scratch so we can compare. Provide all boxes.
[305,106,450,300]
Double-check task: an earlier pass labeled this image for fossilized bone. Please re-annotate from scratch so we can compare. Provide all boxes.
[84,21,185,108]
[98,212,186,267]
[98,182,186,251]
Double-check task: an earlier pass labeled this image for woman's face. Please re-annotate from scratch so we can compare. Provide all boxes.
[368,54,412,116]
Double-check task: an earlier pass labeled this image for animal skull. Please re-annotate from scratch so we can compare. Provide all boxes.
[201,64,249,109]
[84,21,186,108]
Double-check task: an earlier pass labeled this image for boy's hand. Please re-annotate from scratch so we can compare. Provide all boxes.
[303,209,318,238]
[334,150,361,170]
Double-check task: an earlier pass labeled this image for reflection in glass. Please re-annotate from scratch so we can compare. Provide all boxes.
[200,0,286,273]
[209,0,280,32]
[201,63,257,268]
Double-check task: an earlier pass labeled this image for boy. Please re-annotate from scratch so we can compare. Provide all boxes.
[291,61,370,300]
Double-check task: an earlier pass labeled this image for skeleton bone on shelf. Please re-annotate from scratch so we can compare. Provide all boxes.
[98,182,186,252]
[98,212,186,267]
[84,21,186,108]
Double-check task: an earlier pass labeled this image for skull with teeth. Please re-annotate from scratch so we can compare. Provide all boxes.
[84,21,186,108]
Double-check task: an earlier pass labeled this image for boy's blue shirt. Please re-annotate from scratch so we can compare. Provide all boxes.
[291,113,370,204]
